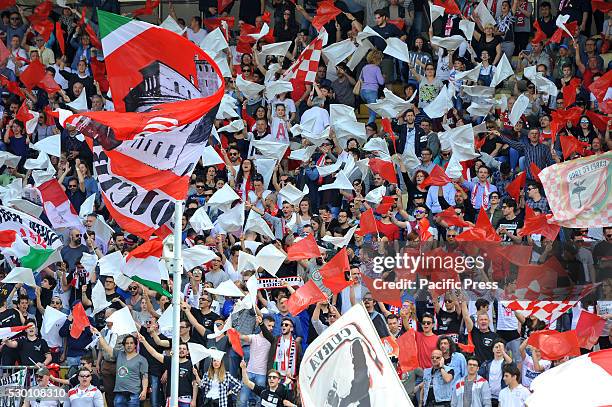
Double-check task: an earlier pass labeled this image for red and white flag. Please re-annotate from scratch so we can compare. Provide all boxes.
[527,349,612,407]
[282,30,327,83]
[0,325,30,340]
[36,178,81,229]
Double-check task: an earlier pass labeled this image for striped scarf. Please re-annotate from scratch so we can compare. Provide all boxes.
[274,335,297,388]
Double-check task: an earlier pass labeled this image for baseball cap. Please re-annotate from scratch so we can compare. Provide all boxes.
[559,44,568,50]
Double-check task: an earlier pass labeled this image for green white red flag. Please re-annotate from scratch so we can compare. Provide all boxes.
[0,230,58,272]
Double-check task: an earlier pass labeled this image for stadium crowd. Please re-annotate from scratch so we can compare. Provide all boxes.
[0,0,610,406]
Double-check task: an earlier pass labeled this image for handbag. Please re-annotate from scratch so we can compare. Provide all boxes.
[352,79,362,96]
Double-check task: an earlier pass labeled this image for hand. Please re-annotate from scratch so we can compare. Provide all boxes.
[240,360,247,369]
[160,371,168,385]
[255,315,263,325]
[89,326,98,335]
[139,390,146,401]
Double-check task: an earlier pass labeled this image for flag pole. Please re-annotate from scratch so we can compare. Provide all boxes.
[170,199,183,407]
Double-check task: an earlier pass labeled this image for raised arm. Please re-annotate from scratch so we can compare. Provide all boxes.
[136,332,164,364]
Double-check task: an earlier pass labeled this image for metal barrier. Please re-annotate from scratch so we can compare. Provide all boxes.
[0,365,71,407]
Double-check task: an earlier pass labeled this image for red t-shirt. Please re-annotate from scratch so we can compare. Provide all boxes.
[416,331,439,369]
[376,220,400,241]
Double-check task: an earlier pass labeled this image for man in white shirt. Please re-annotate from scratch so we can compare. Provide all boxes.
[498,364,530,407]
[185,16,207,44]
[300,98,329,135]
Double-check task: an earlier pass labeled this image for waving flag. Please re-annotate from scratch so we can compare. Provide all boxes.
[299,305,412,407]
[65,11,223,238]
[420,165,452,188]
[311,0,342,31]
[0,230,58,272]
[527,349,612,407]
[287,279,328,316]
[132,0,160,17]
[319,247,351,294]
[575,311,606,350]
[282,29,327,83]
[0,325,30,340]
[123,239,171,297]
[37,178,81,229]
[527,330,581,360]
[286,234,321,261]
[433,0,461,15]
[539,152,611,228]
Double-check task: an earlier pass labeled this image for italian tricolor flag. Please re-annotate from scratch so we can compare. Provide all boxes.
[0,230,58,272]
[0,325,30,340]
[123,239,172,298]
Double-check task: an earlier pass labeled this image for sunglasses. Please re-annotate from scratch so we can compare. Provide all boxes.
[51,301,62,305]
[605,234,612,238]
[214,322,223,327]
[196,185,205,189]
[268,375,280,379]
[74,234,82,238]
[422,321,432,325]
[129,286,138,290]
[79,375,91,378]
[281,323,292,327]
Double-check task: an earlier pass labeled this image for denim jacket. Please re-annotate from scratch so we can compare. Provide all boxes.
[422,365,455,404]
[447,352,467,386]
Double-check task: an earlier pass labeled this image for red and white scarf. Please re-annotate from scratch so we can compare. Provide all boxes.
[471,181,490,209]
[274,335,297,386]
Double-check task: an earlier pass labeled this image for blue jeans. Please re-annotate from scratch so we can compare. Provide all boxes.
[410,11,425,42]
[239,372,266,407]
[150,375,163,407]
[360,89,379,124]
[229,344,250,379]
[113,392,140,407]
[65,356,82,370]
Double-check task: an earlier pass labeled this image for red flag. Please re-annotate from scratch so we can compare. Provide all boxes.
[388,18,405,31]
[27,0,54,41]
[19,60,46,89]
[311,0,342,31]
[38,73,61,94]
[532,20,547,44]
[369,158,397,184]
[559,135,588,159]
[0,75,24,97]
[55,22,66,56]
[505,171,526,201]
[227,328,244,357]
[204,17,236,32]
[0,0,16,10]
[381,118,397,153]
[15,101,34,124]
[420,165,452,188]
[588,69,612,106]
[527,330,581,360]
[218,0,233,13]
[516,262,558,295]
[356,208,378,236]
[286,233,321,261]
[286,280,327,316]
[70,302,91,338]
[436,206,472,228]
[530,162,542,183]
[492,244,533,267]
[575,311,606,350]
[456,207,501,242]
[549,21,578,44]
[43,105,56,125]
[562,78,581,108]
[585,110,609,131]
[84,24,102,50]
[592,0,612,13]
[375,197,394,215]
[518,206,561,241]
[397,329,419,372]
[132,0,160,17]
[90,57,109,93]
[418,217,433,241]
[0,38,10,63]
[261,11,271,24]
[433,0,461,15]
[319,247,352,294]
[361,275,403,307]
[458,331,475,353]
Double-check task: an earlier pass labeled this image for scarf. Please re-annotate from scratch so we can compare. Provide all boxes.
[274,335,297,386]
[185,282,204,307]
[471,181,490,209]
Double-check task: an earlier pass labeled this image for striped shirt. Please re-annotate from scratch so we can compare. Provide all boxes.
[66,385,104,407]
[499,137,555,179]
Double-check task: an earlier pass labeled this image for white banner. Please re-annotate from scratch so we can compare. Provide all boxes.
[0,205,63,250]
[299,304,412,407]
[257,277,303,290]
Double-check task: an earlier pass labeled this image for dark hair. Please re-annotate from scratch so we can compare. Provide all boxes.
[386,314,399,322]
[374,8,389,18]
[263,315,275,323]
[437,335,457,354]
[466,356,481,366]
[421,312,434,323]
[503,364,521,381]
[43,275,57,289]
[503,198,518,211]
[539,1,551,8]
[475,298,489,310]
[122,334,137,346]
[492,338,506,348]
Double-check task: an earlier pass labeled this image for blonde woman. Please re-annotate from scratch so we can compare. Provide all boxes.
[359,49,385,124]
[197,358,242,407]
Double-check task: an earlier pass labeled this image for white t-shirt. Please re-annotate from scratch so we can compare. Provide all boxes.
[270,97,296,115]
[521,354,551,389]
[498,384,531,407]
[497,300,519,331]
[186,27,207,44]
[597,300,612,336]
[488,358,504,398]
